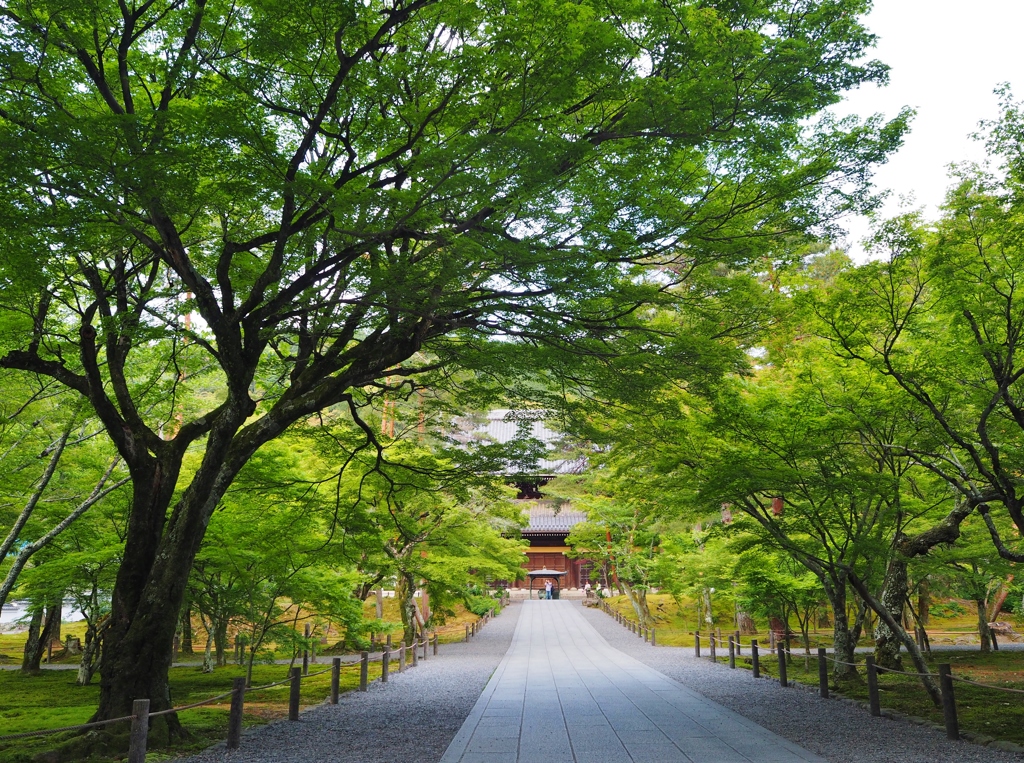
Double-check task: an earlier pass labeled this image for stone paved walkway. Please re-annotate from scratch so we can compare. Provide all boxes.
[440,600,826,763]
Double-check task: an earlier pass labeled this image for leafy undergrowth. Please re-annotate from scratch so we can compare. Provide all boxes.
[0,661,383,763]
[357,596,489,645]
[0,596,487,669]
[712,651,1024,746]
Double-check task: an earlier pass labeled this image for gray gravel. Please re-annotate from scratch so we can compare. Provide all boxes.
[177,601,1024,763]
[177,604,521,763]
[578,603,1024,763]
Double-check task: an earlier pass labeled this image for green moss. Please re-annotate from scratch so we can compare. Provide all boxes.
[719,651,1024,746]
[0,660,385,762]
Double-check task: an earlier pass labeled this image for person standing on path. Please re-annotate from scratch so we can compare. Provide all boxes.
[544,580,552,599]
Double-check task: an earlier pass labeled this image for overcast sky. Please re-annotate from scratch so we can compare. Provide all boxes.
[832,0,1024,258]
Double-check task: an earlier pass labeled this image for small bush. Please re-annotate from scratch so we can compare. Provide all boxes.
[930,600,968,618]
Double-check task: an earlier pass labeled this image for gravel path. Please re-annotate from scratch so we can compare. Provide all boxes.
[177,601,1024,763]
[578,603,1024,763]
[178,604,521,763]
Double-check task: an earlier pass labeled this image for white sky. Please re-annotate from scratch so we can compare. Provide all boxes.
[832,0,1024,258]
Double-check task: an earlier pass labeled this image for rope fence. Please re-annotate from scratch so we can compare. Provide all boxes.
[0,606,502,760]
[598,601,1024,745]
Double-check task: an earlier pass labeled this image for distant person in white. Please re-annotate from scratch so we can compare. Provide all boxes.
[545,580,553,600]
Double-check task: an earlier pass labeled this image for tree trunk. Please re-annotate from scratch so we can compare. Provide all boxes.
[42,600,61,658]
[180,601,194,655]
[214,619,227,667]
[91,450,233,740]
[874,555,907,670]
[622,583,653,628]
[917,578,930,626]
[987,575,1013,621]
[849,571,940,706]
[77,619,104,686]
[22,601,61,672]
[831,605,858,682]
[395,571,417,645]
[976,596,992,653]
[246,648,256,688]
[21,608,44,673]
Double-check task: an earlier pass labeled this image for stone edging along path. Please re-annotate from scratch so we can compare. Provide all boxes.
[578,603,1024,763]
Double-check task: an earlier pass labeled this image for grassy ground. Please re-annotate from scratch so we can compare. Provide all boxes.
[0,596,492,762]
[0,660,386,762]
[0,623,90,666]
[707,650,1024,746]
[602,593,1020,649]
[605,593,1024,744]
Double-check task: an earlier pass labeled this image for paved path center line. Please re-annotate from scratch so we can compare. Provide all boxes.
[440,601,827,763]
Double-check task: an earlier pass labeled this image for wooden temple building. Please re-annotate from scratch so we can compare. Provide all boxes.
[520,504,593,589]
[454,410,596,591]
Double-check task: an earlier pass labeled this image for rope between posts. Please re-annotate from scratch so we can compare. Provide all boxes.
[246,675,296,692]
[825,656,859,667]
[875,665,934,678]
[0,629,449,744]
[149,691,236,717]
[0,714,136,741]
[949,676,1024,694]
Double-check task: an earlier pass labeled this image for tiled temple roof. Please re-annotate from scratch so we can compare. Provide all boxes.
[523,505,588,535]
[452,409,588,476]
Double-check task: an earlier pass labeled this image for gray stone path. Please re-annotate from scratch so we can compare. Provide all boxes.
[440,601,825,763]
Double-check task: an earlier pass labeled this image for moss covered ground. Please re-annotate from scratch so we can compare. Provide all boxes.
[0,659,384,762]
[715,650,1024,747]
[0,597,489,762]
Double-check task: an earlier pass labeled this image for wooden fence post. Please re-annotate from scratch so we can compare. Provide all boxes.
[465,624,469,642]
[728,636,735,669]
[651,628,656,647]
[694,632,701,658]
[422,636,427,661]
[289,667,301,721]
[359,651,369,692]
[128,698,150,763]
[865,656,880,716]
[817,647,829,699]
[777,643,787,688]
[398,643,405,673]
[227,677,245,749]
[710,634,717,662]
[331,657,341,704]
[433,633,439,656]
[382,649,390,683]
[751,639,759,678]
[734,630,741,655]
[411,639,418,667]
[938,664,959,740]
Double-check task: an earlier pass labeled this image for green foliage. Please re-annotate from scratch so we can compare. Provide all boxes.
[929,600,969,619]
